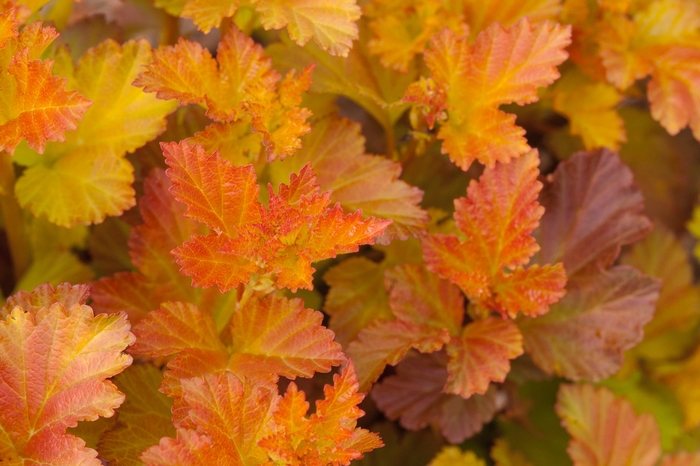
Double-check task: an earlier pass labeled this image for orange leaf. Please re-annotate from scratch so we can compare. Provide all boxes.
[90,169,216,326]
[0,17,90,154]
[144,364,380,465]
[323,257,394,346]
[372,351,500,443]
[556,384,661,466]
[405,18,570,170]
[1,281,89,317]
[254,0,361,56]
[423,150,566,318]
[142,372,276,465]
[0,287,134,465]
[660,452,700,466]
[165,141,390,292]
[135,27,273,122]
[347,263,463,390]
[132,295,345,425]
[445,318,523,398]
[136,27,312,160]
[270,115,428,243]
[348,318,451,391]
[228,294,345,380]
[648,46,700,140]
[162,141,260,235]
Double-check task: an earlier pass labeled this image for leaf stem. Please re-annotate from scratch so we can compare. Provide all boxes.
[162,14,180,45]
[0,152,30,282]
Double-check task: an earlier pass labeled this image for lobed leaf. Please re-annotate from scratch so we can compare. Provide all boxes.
[0,288,134,465]
[423,150,566,318]
[519,266,660,381]
[372,351,500,443]
[535,149,652,278]
[556,384,661,466]
[405,18,571,170]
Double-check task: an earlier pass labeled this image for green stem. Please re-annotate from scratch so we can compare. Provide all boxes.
[0,152,30,282]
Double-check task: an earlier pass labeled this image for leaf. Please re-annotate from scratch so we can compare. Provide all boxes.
[460,0,562,35]
[162,141,260,235]
[445,317,523,398]
[552,66,626,151]
[556,384,661,466]
[535,149,652,278]
[90,169,213,325]
[428,446,486,466]
[15,148,135,227]
[0,293,134,465]
[258,0,361,57]
[661,452,700,466]
[648,46,700,140]
[353,421,442,466]
[364,0,464,74]
[652,345,700,430]
[132,295,345,425]
[348,318,451,391]
[269,114,428,243]
[404,18,571,170]
[165,141,391,292]
[372,351,501,443]
[0,17,90,154]
[243,65,314,162]
[620,224,700,361]
[13,39,176,227]
[136,27,312,161]
[1,281,89,317]
[98,364,176,466]
[347,263,469,390]
[519,266,660,381]
[423,150,566,318]
[143,364,380,466]
[491,438,536,466]
[227,294,345,380]
[267,23,417,134]
[323,257,393,346]
[141,372,277,465]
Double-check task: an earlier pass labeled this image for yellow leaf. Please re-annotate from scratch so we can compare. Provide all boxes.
[428,446,486,466]
[15,148,135,227]
[553,66,626,150]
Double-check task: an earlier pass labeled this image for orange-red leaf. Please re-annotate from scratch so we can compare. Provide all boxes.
[0,291,134,465]
[136,27,313,160]
[423,150,566,318]
[162,141,260,235]
[143,364,380,465]
[135,27,273,122]
[142,372,276,465]
[227,294,345,380]
[132,295,345,425]
[445,317,523,398]
[556,384,661,466]
[165,140,390,292]
[0,18,90,154]
[405,18,570,170]
[269,115,428,244]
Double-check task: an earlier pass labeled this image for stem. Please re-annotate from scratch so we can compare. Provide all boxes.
[385,123,397,160]
[0,152,30,282]
[162,14,180,45]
